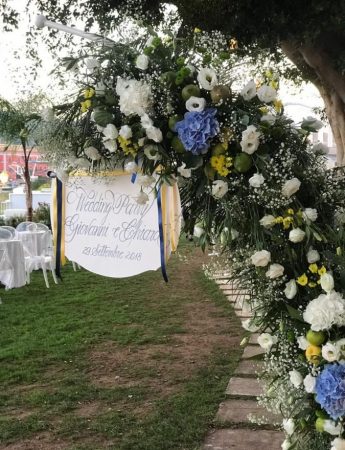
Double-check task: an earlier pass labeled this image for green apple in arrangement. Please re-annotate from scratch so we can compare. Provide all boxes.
[306,330,326,346]
[168,115,182,131]
[171,136,185,153]
[233,153,253,173]
[181,84,201,101]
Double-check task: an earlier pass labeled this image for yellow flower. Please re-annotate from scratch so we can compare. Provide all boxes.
[283,216,293,230]
[306,345,321,364]
[265,69,273,79]
[274,99,283,113]
[218,167,229,176]
[259,106,268,114]
[318,266,327,276]
[275,216,284,224]
[308,282,317,288]
[309,264,319,274]
[229,38,238,49]
[194,27,202,33]
[80,99,91,113]
[84,87,95,99]
[117,136,138,156]
[297,274,308,286]
[270,80,278,89]
[287,208,294,215]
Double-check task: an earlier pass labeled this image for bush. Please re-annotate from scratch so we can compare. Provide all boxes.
[32,202,51,228]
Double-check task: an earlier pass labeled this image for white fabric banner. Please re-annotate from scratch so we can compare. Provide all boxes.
[64,174,163,277]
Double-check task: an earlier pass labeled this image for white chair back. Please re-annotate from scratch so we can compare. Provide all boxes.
[36,223,50,232]
[0,228,12,241]
[0,247,14,290]
[1,226,16,238]
[16,222,37,232]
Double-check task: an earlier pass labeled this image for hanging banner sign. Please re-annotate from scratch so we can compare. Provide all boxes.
[53,172,181,278]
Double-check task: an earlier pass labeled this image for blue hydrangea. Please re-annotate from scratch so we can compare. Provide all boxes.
[315,363,345,420]
[175,108,219,155]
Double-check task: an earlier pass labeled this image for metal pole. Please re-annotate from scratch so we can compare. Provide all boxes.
[34,15,115,46]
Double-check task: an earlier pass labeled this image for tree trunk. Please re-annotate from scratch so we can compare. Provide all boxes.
[22,142,33,221]
[281,40,345,166]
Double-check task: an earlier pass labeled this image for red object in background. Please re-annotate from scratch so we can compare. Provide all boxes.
[0,145,50,182]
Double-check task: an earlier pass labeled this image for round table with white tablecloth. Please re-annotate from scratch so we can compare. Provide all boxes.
[0,240,26,289]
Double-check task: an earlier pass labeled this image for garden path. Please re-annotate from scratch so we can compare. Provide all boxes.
[202,273,284,450]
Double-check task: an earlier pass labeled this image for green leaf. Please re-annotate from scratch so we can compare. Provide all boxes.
[286,305,304,322]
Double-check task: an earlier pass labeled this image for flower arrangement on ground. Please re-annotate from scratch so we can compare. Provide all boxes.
[42,26,345,450]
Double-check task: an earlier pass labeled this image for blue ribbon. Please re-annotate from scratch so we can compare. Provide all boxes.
[55,177,63,279]
[157,187,168,283]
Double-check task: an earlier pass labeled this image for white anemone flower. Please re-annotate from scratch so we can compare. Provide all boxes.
[185,96,206,112]
[197,67,218,90]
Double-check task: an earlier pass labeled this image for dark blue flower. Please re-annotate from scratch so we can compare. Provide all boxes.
[315,363,345,420]
[175,108,219,155]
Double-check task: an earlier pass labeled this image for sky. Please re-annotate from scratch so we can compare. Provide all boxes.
[0,0,324,123]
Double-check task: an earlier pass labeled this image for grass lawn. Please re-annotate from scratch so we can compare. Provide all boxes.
[0,243,243,450]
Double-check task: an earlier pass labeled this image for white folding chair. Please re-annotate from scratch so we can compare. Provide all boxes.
[22,239,58,288]
[0,248,14,290]
[16,222,37,232]
[1,226,16,238]
[0,228,12,241]
[35,223,50,232]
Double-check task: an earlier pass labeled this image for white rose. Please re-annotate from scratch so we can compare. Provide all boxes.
[281,439,292,450]
[307,247,320,263]
[331,438,345,450]
[257,333,277,351]
[303,374,316,393]
[144,144,160,161]
[249,173,265,188]
[135,191,149,205]
[257,85,277,103]
[136,175,156,188]
[336,339,345,361]
[261,114,276,125]
[241,319,260,332]
[324,420,342,436]
[193,225,205,238]
[119,125,133,140]
[283,419,295,436]
[303,291,345,331]
[259,215,276,229]
[177,163,192,178]
[301,116,323,131]
[282,178,301,198]
[284,279,297,299]
[289,228,306,243]
[312,142,329,155]
[102,123,118,140]
[84,146,101,161]
[103,139,117,153]
[197,67,218,90]
[141,113,154,129]
[146,126,163,143]
[297,335,308,350]
[322,342,339,362]
[251,250,271,267]
[303,208,318,223]
[266,263,284,279]
[240,125,261,154]
[124,161,138,173]
[135,54,149,70]
[289,369,303,388]
[212,180,228,199]
[320,272,334,293]
[186,96,206,112]
[240,80,257,101]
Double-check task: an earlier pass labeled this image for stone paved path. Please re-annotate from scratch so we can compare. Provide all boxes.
[201,272,283,450]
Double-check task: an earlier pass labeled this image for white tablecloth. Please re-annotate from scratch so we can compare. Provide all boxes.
[0,240,26,289]
[16,230,52,257]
